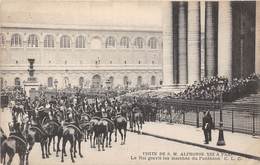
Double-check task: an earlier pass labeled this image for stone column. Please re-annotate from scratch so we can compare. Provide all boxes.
[178,2,187,84]
[187,2,201,84]
[218,1,232,79]
[162,2,174,86]
[256,2,260,74]
[205,2,217,77]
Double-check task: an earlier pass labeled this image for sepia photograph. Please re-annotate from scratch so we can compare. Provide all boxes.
[0,0,259,165]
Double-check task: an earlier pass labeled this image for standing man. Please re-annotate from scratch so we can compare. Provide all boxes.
[202,110,213,144]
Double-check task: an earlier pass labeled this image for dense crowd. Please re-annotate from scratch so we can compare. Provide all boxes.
[123,73,259,102]
[176,73,259,101]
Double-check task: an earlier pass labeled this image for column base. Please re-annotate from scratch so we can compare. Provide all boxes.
[23,80,40,97]
[160,84,187,93]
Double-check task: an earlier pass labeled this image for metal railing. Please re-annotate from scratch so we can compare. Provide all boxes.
[154,99,260,136]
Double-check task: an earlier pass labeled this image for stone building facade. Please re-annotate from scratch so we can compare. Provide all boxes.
[0,27,162,89]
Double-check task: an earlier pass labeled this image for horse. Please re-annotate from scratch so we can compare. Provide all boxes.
[93,120,108,151]
[113,115,127,145]
[24,118,49,163]
[129,107,143,134]
[1,125,28,165]
[60,123,84,163]
[100,118,114,148]
[80,113,91,142]
[0,127,7,164]
[41,117,61,156]
[88,117,100,149]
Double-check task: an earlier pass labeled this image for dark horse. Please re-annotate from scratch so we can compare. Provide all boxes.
[113,115,127,145]
[129,106,143,134]
[41,117,62,156]
[24,109,49,164]
[88,117,100,149]
[0,127,7,164]
[60,123,84,163]
[1,125,28,165]
[100,118,114,148]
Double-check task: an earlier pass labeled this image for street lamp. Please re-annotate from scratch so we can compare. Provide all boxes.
[217,80,225,146]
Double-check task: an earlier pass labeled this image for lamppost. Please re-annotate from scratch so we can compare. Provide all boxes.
[217,80,225,146]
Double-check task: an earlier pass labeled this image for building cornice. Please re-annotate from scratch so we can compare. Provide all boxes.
[0,23,162,33]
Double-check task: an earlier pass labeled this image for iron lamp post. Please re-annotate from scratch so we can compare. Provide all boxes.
[217,80,226,146]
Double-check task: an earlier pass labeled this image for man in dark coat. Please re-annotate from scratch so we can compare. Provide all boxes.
[202,110,213,144]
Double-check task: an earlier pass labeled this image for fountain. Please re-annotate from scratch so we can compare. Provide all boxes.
[23,59,40,96]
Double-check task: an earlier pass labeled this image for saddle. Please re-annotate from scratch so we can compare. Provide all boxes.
[9,132,27,145]
[64,123,83,134]
[101,118,114,129]
[30,125,47,135]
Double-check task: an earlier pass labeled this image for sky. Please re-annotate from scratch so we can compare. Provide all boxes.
[0,0,163,30]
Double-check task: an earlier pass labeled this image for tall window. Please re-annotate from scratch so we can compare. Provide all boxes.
[48,77,53,87]
[137,76,142,86]
[11,34,22,47]
[44,35,54,48]
[60,35,71,48]
[79,77,84,87]
[28,34,39,47]
[134,37,144,49]
[148,37,158,49]
[0,34,5,47]
[151,76,156,86]
[15,77,20,86]
[105,36,116,48]
[120,37,130,48]
[76,35,86,48]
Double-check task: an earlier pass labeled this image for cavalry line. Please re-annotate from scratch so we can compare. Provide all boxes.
[1,108,259,165]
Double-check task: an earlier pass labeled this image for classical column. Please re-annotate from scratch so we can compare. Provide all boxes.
[178,2,187,84]
[187,2,201,84]
[218,1,232,79]
[205,2,217,77]
[162,2,174,86]
[256,2,260,74]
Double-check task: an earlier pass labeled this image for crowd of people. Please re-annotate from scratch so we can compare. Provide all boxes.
[122,73,259,102]
[176,74,259,101]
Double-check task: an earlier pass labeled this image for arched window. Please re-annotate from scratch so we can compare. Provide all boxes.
[123,76,128,86]
[15,77,21,86]
[148,37,158,49]
[48,77,53,87]
[28,34,39,47]
[90,37,102,49]
[120,37,130,48]
[76,35,86,48]
[134,37,144,49]
[60,35,71,48]
[92,74,101,88]
[11,34,22,47]
[137,76,142,86]
[151,76,156,86]
[105,36,116,48]
[0,34,5,47]
[79,77,84,87]
[44,35,54,48]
